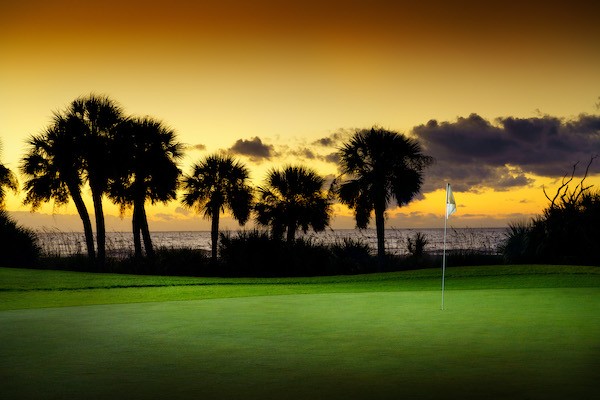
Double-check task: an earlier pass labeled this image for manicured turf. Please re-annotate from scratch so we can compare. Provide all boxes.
[1,265,599,310]
[1,266,599,399]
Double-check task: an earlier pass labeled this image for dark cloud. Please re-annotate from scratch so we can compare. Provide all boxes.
[413,113,600,193]
[312,131,348,147]
[229,137,274,160]
[288,147,316,160]
[322,151,340,165]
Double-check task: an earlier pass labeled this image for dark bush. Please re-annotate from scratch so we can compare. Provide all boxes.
[218,230,377,276]
[0,210,40,267]
[111,247,211,276]
[329,238,376,274]
[406,232,428,258]
[501,184,600,265]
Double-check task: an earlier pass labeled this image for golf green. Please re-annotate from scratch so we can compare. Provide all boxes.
[1,288,598,399]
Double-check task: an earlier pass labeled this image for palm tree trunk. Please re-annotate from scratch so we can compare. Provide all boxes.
[68,184,95,261]
[211,207,220,261]
[286,221,296,243]
[374,204,386,271]
[91,188,106,267]
[139,200,154,258]
[132,205,143,258]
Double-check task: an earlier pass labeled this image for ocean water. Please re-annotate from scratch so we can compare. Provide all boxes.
[35,228,507,257]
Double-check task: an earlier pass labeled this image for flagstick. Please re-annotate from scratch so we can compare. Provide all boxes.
[441,183,449,310]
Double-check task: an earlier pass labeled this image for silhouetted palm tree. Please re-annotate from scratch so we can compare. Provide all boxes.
[66,94,124,265]
[0,140,18,208]
[338,127,433,267]
[182,154,252,260]
[255,165,331,243]
[20,115,96,259]
[110,117,183,258]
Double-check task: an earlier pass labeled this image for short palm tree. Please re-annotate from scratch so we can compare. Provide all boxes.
[182,154,253,260]
[66,94,124,265]
[109,117,183,258]
[20,115,96,259]
[0,140,18,207]
[255,165,332,242]
[338,127,433,267]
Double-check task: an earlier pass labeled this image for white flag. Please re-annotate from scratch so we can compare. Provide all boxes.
[446,183,456,218]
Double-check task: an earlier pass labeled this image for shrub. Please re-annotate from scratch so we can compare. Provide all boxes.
[0,210,40,267]
[499,221,533,264]
[501,158,600,265]
[406,232,428,258]
[329,238,376,274]
[218,230,376,277]
[111,247,211,276]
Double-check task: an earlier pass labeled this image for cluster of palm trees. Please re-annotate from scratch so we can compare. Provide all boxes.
[20,95,183,266]
[11,94,433,269]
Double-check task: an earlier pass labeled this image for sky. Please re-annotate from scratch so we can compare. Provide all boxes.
[1,0,599,232]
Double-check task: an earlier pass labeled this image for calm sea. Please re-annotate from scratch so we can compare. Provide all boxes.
[35,228,507,258]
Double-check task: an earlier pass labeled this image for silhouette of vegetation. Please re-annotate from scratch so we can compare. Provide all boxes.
[337,127,433,269]
[110,117,183,258]
[14,95,523,274]
[21,114,97,260]
[181,154,253,261]
[21,95,185,267]
[218,230,376,276]
[406,231,428,258]
[329,238,375,274]
[1,143,39,267]
[0,141,18,207]
[0,210,40,267]
[66,94,124,266]
[112,247,210,276]
[501,156,600,265]
[255,165,332,242]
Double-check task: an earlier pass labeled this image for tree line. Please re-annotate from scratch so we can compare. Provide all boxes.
[2,94,433,269]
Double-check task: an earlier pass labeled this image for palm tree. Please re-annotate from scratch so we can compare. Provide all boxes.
[109,117,183,258]
[182,154,253,261]
[20,115,96,259]
[0,140,18,207]
[66,94,124,265]
[337,127,433,267]
[255,165,332,243]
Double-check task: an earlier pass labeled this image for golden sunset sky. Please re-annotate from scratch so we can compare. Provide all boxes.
[1,0,599,231]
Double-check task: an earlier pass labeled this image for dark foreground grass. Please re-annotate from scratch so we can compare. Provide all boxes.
[1,265,599,399]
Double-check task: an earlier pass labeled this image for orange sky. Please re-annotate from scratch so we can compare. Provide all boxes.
[1,0,599,231]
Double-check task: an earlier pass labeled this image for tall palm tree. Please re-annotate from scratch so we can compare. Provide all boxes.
[110,117,183,258]
[0,140,18,207]
[182,154,252,261]
[20,115,96,259]
[66,94,124,265]
[255,165,332,243]
[337,127,433,267]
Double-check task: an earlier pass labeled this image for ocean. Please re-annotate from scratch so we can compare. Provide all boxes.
[35,228,507,258]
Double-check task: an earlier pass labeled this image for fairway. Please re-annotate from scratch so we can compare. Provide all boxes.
[1,267,599,399]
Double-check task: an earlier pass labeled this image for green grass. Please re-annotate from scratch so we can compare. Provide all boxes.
[1,265,599,399]
[1,264,599,310]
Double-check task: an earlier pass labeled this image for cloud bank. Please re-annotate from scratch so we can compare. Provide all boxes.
[229,137,275,161]
[412,113,600,192]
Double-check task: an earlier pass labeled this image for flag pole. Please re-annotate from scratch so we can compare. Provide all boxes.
[441,183,449,310]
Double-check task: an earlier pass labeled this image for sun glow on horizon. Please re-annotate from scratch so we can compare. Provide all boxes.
[2,0,599,231]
